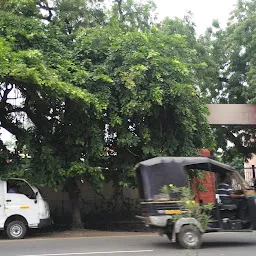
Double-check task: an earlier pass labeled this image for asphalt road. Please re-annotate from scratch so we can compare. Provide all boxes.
[1,232,256,256]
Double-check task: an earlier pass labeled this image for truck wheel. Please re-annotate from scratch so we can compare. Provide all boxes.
[177,225,202,249]
[6,221,27,239]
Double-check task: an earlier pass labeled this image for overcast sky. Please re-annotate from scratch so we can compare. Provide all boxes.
[155,0,238,34]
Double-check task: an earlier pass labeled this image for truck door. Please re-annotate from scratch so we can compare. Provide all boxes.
[5,179,39,226]
[0,181,6,228]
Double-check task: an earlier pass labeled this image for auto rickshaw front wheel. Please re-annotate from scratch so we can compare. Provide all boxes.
[177,225,202,249]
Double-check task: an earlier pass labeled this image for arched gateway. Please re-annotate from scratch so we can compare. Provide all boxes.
[196,104,256,203]
[206,104,256,125]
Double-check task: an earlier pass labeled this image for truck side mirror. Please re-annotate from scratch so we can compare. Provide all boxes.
[34,192,38,203]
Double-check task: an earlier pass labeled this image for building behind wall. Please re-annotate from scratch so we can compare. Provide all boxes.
[244,155,256,184]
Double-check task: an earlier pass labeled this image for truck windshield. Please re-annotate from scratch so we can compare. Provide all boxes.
[7,179,36,199]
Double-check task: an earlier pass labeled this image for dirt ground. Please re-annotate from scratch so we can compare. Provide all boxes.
[36,229,153,238]
[0,228,154,240]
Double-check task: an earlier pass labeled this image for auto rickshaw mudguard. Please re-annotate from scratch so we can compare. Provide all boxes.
[171,217,204,242]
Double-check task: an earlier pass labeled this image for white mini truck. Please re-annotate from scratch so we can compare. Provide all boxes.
[0,178,51,239]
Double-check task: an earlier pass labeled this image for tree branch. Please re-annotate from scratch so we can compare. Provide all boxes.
[6,107,26,114]
[1,87,52,135]
[0,84,14,103]
[126,147,139,157]
[37,0,54,22]
[65,18,73,35]
[223,127,256,155]
[115,0,125,22]
[0,116,27,139]
[218,77,229,83]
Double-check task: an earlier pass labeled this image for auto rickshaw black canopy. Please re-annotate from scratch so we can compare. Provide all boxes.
[136,157,235,201]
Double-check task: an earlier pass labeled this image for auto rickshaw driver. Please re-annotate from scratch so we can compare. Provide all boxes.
[217,173,248,221]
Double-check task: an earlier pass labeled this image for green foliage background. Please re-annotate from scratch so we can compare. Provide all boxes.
[1,0,256,226]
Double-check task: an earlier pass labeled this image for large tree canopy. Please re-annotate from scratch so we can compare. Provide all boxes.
[199,0,256,163]
[0,0,214,227]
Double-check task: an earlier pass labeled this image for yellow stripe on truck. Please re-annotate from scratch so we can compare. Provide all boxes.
[20,206,30,209]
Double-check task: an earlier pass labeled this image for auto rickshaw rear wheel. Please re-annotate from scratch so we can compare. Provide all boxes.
[177,225,202,249]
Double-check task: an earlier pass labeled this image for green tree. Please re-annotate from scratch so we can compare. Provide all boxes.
[0,0,106,228]
[99,19,215,186]
[199,0,256,161]
[0,0,214,227]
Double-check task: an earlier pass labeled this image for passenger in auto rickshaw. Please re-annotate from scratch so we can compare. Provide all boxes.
[217,173,248,221]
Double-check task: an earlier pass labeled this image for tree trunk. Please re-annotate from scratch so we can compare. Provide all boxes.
[66,177,84,229]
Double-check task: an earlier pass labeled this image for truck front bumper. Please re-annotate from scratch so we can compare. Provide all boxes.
[38,218,52,228]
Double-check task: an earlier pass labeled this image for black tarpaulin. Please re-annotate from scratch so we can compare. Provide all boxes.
[136,157,235,201]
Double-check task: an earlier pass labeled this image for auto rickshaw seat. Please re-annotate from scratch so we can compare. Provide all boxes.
[219,204,237,211]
